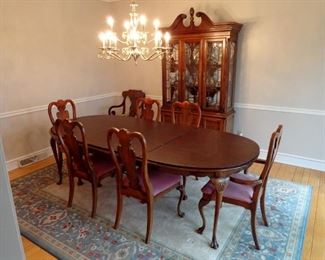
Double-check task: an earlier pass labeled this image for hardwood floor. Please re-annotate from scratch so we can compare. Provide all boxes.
[9,157,325,259]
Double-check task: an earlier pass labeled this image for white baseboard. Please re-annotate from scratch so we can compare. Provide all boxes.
[259,150,325,172]
[7,146,324,172]
[6,147,53,172]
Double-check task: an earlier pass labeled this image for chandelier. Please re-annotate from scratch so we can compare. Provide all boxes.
[98,1,172,62]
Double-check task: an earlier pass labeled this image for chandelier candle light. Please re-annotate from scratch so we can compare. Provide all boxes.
[98,1,172,62]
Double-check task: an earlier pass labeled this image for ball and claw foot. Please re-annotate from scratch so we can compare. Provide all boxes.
[178,211,185,218]
[196,226,205,234]
[210,237,218,249]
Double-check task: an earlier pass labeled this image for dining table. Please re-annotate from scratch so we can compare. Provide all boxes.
[51,114,260,249]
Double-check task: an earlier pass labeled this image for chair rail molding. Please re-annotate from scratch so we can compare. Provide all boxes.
[0,92,120,119]
[234,103,325,116]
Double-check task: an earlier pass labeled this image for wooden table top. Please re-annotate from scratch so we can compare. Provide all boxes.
[77,115,260,177]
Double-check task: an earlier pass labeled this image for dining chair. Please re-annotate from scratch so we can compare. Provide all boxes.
[197,125,283,249]
[171,101,201,128]
[108,89,145,117]
[136,97,161,122]
[48,99,77,184]
[107,127,185,243]
[56,119,116,218]
[172,101,202,182]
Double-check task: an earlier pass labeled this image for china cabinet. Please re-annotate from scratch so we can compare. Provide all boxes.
[161,8,242,131]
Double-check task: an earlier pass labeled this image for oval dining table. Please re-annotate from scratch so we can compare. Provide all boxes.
[52,114,260,249]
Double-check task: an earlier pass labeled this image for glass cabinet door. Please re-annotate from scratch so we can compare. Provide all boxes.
[184,41,200,103]
[203,40,223,110]
[165,43,179,104]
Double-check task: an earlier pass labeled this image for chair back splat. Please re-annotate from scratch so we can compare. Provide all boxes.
[171,101,201,128]
[107,127,185,243]
[108,89,145,117]
[48,99,76,125]
[136,97,161,122]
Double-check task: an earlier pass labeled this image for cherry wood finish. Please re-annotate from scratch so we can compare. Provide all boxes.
[48,99,77,184]
[76,115,259,248]
[56,120,115,218]
[171,101,201,128]
[160,8,242,131]
[108,89,145,117]
[136,97,161,122]
[197,125,283,249]
[107,128,185,243]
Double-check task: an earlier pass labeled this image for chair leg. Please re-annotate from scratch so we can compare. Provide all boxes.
[90,181,98,218]
[50,138,63,185]
[250,206,260,250]
[114,191,123,229]
[182,176,188,200]
[196,194,211,234]
[176,184,185,217]
[58,148,63,185]
[67,176,75,208]
[77,178,84,186]
[260,191,269,227]
[145,200,153,244]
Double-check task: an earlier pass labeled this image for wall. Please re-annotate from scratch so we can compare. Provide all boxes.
[0,0,120,167]
[0,0,324,171]
[0,137,25,259]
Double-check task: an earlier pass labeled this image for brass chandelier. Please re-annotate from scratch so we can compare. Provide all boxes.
[98,1,171,62]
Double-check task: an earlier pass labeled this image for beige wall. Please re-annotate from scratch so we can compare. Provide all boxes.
[0,0,324,170]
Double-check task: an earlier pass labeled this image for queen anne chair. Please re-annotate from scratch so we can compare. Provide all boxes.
[197,125,283,249]
[107,127,185,243]
[108,89,145,117]
[171,101,201,128]
[48,99,77,184]
[136,97,161,122]
[172,101,202,182]
[56,120,116,218]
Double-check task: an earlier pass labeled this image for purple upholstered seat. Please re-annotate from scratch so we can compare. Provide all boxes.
[148,170,182,196]
[201,180,254,204]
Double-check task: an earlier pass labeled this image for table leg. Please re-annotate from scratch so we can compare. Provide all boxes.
[210,177,229,249]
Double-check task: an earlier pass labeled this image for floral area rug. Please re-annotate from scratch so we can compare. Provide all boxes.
[11,164,311,259]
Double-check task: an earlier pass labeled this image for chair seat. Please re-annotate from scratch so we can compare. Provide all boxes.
[75,155,115,180]
[123,168,181,196]
[149,168,181,196]
[202,180,254,204]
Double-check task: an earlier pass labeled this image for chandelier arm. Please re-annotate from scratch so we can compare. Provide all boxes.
[110,52,132,61]
[141,51,162,61]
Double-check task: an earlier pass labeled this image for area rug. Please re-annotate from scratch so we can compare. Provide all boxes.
[11,164,311,259]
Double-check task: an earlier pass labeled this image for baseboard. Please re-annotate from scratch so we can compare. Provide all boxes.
[7,146,324,172]
[259,150,325,172]
[6,147,53,172]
